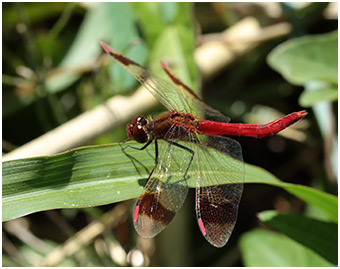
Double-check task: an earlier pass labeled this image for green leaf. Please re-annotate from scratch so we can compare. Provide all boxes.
[149,26,196,89]
[245,164,338,222]
[131,3,168,46]
[2,143,147,222]
[267,31,338,86]
[102,3,197,94]
[2,142,337,222]
[299,87,338,107]
[258,211,338,265]
[45,3,115,93]
[132,2,198,91]
[239,228,334,266]
[132,3,193,47]
[105,3,148,93]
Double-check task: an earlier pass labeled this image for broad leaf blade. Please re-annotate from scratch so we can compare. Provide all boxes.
[3,142,337,222]
[258,211,338,265]
[46,3,117,93]
[299,87,338,107]
[239,228,334,266]
[267,31,338,86]
[132,2,198,91]
[245,164,338,222]
[3,143,150,221]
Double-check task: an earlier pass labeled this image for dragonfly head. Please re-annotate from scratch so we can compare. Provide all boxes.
[127,116,148,143]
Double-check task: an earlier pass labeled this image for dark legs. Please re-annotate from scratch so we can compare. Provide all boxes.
[168,141,195,179]
[123,139,158,164]
[124,138,195,185]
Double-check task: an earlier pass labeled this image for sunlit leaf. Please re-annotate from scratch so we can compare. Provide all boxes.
[268,31,338,86]
[46,3,132,93]
[258,211,338,264]
[299,87,338,107]
[239,228,334,266]
[132,2,198,91]
[3,142,337,222]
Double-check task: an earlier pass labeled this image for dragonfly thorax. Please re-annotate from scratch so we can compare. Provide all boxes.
[128,115,149,143]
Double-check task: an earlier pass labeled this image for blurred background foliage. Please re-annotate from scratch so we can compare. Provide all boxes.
[2,2,338,266]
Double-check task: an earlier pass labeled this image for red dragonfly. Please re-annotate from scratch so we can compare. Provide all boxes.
[100,42,307,247]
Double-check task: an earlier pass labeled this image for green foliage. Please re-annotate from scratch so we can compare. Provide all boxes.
[131,2,198,90]
[239,228,334,266]
[268,31,338,86]
[268,31,338,108]
[261,28,338,268]
[258,211,337,265]
[3,142,337,223]
[299,87,338,107]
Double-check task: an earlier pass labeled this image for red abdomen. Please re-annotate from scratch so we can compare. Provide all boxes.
[198,110,307,138]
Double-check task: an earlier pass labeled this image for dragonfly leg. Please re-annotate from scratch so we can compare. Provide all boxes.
[122,139,158,163]
[169,141,195,179]
[122,139,159,185]
[123,139,153,151]
[154,139,159,165]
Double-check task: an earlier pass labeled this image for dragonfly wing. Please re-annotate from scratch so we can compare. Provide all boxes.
[133,137,192,238]
[100,42,230,123]
[194,135,244,247]
[134,175,188,238]
[161,62,231,123]
[101,42,181,112]
[196,183,243,247]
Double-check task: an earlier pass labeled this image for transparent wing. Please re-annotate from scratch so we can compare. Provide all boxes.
[101,42,244,246]
[192,134,244,247]
[133,129,193,238]
[100,42,230,123]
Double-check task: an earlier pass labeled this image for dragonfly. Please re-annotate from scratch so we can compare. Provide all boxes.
[100,42,307,248]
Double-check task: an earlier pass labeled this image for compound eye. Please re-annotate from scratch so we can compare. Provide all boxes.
[132,125,148,143]
[127,124,134,140]
[132,115,144,125]
[134,116,147,126]
[127,116,148,143]
[138,116,148,126]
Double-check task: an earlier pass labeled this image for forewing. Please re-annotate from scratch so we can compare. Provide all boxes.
[193,135,244,247]
[161,62,231,123]
[133,134,192,238]
[100,42,230,123]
